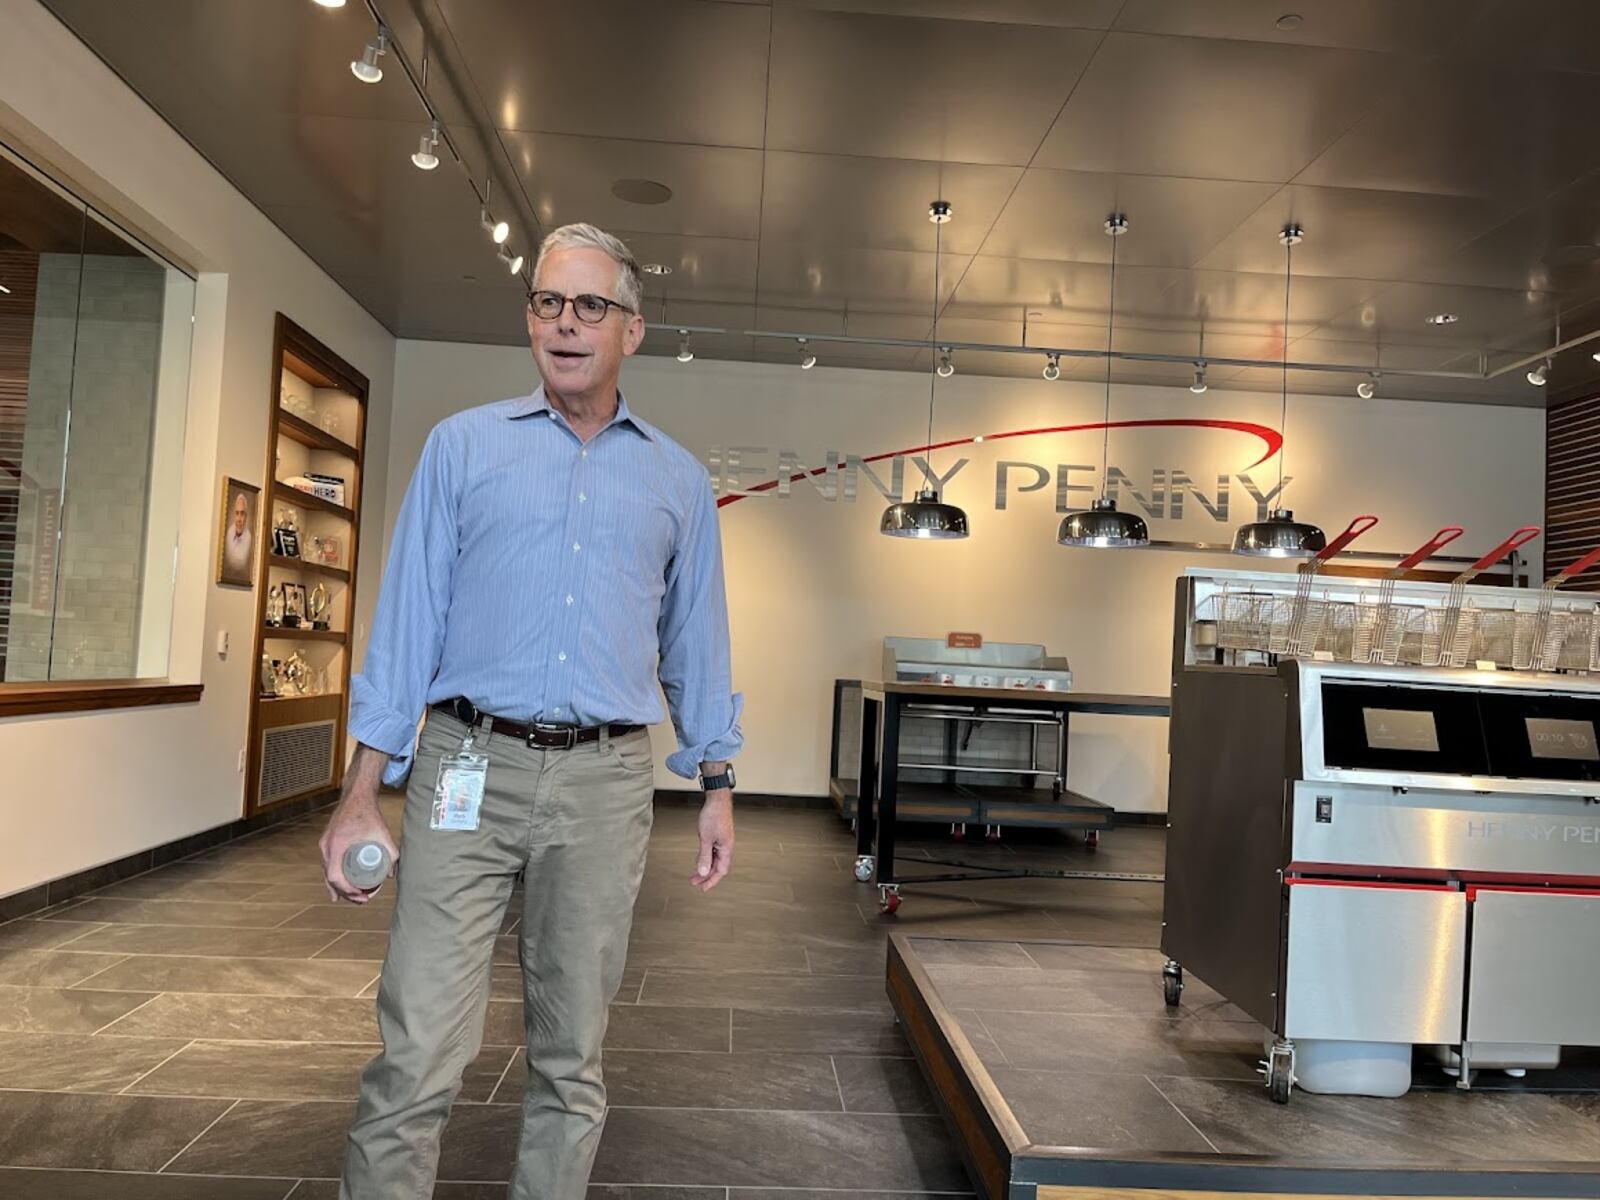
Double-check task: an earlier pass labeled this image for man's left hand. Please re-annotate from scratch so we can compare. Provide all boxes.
[692,790,735,892]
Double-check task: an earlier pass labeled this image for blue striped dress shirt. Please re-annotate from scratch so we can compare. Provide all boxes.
[349,388,743,787]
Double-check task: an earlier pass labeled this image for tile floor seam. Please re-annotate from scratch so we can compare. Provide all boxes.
[62,953,133,988]
[1143,1073,1222,1155]
[827,1055,848,1114]
[116,1037,196,1094]
[156,1096,242,1173]
[271,906,319,929]
[90,992,165,1036]
[356,969,384,997]
[969,1010,1009,1065]
[487,1045,521,1105]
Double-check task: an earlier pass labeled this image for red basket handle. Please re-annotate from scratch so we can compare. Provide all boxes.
[1547,546,1600,587]
[1313,514,1379,563]
[1393,526,1465,574]
[1468,526,1540,573]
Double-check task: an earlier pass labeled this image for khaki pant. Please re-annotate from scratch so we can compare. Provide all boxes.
[340,712,657,1200]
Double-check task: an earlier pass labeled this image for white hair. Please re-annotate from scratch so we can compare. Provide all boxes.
[531,223,644,314]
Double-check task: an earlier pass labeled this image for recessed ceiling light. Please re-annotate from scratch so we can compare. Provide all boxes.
[611,179,673,206]
[1425,312,1459,325]
[1275,13,1304,30]
[0,283,10,295]
[641,263,672,276]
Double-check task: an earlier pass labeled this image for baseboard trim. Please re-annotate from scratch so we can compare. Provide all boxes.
[1115,811,1169,827]
[0,789,339,923]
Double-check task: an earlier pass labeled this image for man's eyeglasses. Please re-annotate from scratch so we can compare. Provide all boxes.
[526,290,634,324]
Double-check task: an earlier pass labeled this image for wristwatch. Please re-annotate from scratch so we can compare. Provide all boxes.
[700,766,737,792]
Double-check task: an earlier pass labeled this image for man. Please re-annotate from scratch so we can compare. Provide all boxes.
[223,490,252,578]
[321,223,743,1199]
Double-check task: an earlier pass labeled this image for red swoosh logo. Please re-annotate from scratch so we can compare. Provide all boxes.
[716,418,1282,508]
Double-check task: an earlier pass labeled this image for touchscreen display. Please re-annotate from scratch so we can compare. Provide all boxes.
[1363,708,1440,753]
[1526,717,1600,762]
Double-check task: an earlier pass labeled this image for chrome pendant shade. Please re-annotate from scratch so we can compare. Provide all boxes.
[881,487,971,540]
[882,199,969,540]
[1232,508,1327,558]
[1057,497,1149,549]
[1233,224,1325,558]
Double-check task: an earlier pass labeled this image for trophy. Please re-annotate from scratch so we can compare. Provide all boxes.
[272,508,301,559]
[266,584,284,627]
[284,650,311,695]
[319,410,344,438]
[259,652,277,697]
[309,582,331,631]
[310,534,342,566]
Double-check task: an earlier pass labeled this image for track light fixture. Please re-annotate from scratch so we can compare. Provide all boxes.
[498,245,524,275]
[936,348,955,378]
[480,208,509,245]
[1042,353,1061,381]
[313,0,347,7]
[412,120,440,170]
[1357,373,1377,400]
[351,28,388,84]
[797,338,817,370]
[676,330,694,363]
[1528,359,1551,387]
[1190,362,1208,394]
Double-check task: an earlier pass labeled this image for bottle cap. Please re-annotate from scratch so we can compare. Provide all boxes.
[356,843,383,869]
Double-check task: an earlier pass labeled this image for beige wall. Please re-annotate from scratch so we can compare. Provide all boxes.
[389,339,1544,811]
[0,0,396,900]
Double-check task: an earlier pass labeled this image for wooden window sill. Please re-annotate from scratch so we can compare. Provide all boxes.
[0,680,205,718]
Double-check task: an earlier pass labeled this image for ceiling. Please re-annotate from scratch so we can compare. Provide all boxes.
[35,0,1600,405]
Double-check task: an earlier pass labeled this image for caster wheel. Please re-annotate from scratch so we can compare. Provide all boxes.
[950,823,966,842]
[878,888,902,915]
[1161,961,1183,1008]
[1085,830,1100,851]
[853,856,875,883]
[984,825,1002,844]
[1263,1041,1295,1105]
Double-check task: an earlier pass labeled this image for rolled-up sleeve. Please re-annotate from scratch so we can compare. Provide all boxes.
[349,422,459,786]
[658,475,744,780]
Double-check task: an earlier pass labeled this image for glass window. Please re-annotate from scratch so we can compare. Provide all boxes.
[0,142,194,682]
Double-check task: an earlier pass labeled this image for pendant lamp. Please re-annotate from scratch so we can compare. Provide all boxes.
[881,200,969,540]
[1059,214,1149,549]
[1233,224,1326,558]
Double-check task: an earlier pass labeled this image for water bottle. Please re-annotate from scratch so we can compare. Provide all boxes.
[342,841,391,891]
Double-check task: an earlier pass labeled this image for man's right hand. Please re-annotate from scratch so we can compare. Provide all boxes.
[319,744,399,905]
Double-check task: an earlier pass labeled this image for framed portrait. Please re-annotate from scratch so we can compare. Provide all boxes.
[283,581,308,627]
[216,477,260,588]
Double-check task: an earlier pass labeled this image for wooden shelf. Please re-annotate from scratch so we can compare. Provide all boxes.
[267,553,350,582]
[263,626,347,643]
[260,691,344,705]
[274,481,355,522]
[277,409,362,461]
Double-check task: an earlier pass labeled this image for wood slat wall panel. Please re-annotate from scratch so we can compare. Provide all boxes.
[1546,392,1600,592]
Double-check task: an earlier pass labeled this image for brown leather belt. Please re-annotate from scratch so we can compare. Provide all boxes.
[431,698,641,750]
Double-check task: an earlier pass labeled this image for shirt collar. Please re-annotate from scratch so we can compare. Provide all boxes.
[508,386,655,442]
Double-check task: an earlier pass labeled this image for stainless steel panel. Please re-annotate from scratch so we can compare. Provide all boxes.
[1284,883,1465,1043]
[1467,890,1600,1046]
[766,7,1100,164]
[1034,32,1388,181]
[1291,783,1600,875]
[756,244,971,314]
[775,0,1121,28]
[1113,0,1491,54]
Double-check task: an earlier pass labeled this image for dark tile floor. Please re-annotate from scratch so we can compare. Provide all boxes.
[0,798,1164,1198]
[928,940,1600,1168]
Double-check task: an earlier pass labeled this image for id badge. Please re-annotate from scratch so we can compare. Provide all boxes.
[431,736,489,832]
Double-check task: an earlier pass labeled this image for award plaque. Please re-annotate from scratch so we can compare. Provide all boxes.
[308,582,331,631]
[271,508,301,559]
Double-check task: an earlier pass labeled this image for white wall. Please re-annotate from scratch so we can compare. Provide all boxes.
[0,0,395,899]
[390,339,1544,812]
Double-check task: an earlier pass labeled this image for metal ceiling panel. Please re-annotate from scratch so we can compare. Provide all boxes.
[759,153,1020,256]
[981,170,1278,269]
[946,258,1186,328]
[430,0,771,146]
[772,1,1120,28]
[338,273,530,345]
[755,243,972,314]
[1197,185,1514,281]
[1296,62,1600,203]
[499,132,763,240]
[611,233,759,310]
[1446,0,1600,76]
[765,7,1101,164]
[1112,0,1494,55]
[1034,32,1390,182]
[1311,282,1561,353]
[1161,269,1390,337]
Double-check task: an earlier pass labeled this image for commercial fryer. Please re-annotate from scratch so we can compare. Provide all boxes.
[1163,566,1600,1102]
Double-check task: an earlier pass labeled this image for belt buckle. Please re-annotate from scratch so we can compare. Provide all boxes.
[531,723,577,750]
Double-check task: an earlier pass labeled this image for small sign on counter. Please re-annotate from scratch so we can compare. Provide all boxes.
[947,631,983,649]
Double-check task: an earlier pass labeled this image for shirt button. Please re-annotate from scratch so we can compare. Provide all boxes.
[579,493,587,503]
[572,542,581,552]
[580,449,588,458]
[558,652,567,663]
[566,594,574,605]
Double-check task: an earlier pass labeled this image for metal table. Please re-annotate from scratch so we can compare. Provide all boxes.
[852,680,1171,913]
